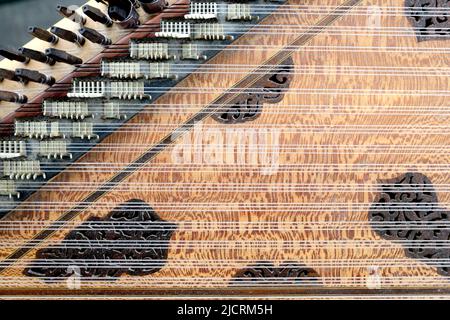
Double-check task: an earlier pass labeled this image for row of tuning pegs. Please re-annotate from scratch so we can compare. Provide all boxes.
[0,0,169,104]
[0,67,55,86]
[56,0,168,28]
[58,0,168,26]
[0,44,84,70]
[29,26,112,47]
[22,0,167,49]
[0,24,112,64]
[0,0,168,62]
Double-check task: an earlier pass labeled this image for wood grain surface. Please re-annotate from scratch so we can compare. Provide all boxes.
[0,0,449,297]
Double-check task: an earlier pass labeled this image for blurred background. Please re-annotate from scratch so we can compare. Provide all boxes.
[0,0,84,48]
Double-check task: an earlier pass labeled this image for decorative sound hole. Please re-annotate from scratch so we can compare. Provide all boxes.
[213,57,294,124]
[231,261,321,286]
[405,0,450,41]
[24,199,176,279]
[369,172,450,276]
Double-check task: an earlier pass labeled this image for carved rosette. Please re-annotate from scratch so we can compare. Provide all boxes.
[405,0,450,41]
[369,172,450,276]
[24,199,176,279]
[231,261,321,286]
[212,56,294,124]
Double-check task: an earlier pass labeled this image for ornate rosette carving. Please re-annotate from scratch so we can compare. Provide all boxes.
[24,199,176,279]
[212,56,294,124]
[405,0,450,41]
[369,172,450,276]
[231,261,321,286]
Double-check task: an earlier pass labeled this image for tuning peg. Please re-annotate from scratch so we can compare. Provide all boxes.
[0,91,27,103]
[96,0,139,8]
[28,26,59,44]
[139,0,166,14]
[0,68,19,82]
[79,27,112,45]
[18,47,55,65]
[82,5,113,27]
[94,0,140,28]
[0,48,29,63]
[50,26,85,46]
[45,48,83,65]
[57,5,87,24]
[107,0,140,28]
[15,68,55,86]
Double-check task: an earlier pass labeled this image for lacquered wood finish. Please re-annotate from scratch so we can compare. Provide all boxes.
[0,0,187,134]
[0,0,449,297]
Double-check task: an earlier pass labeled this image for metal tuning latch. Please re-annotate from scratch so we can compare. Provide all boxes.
[0,160,45,180]
[181,43,207,60]
[101,60,144,79]
[0,140,27,159]
[103,101,127,119]
[68,79,149,100]
[185,2,218,20]
[227,3,256,21]
[155,20,191,38]
[129,41,174,60]
[38,140,72,159]
[15,120,62,139]
[101,61,176,80]
[43,100,91,120]
[0,179,19,198]
[109,81,149,99]
[68,80,107,98]
[72,122,99,140]
[193,23,233,40]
